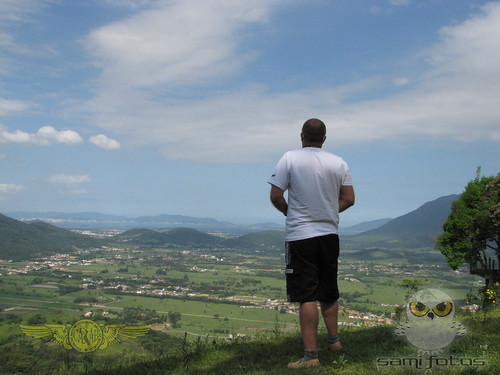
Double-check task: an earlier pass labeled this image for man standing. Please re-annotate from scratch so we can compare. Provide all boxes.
[268,118,355,369]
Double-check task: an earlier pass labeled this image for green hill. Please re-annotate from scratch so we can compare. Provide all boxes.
[222,230,285,251]
[344,194,459,249]
[341,218,392,235]
[112,228,285,251]
[113,228,170,246]
[165,228,222,247]
[0,213,102,260]
[113,228,223,248]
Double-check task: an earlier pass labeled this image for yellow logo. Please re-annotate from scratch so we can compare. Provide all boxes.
[20,319,151,353]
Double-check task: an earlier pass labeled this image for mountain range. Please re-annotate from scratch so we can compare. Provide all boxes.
[0,194,459,261]
[5,211,283,232]
[0,213,286,260]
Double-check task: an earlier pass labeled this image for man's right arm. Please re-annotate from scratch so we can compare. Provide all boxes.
[339,185,355,212]
[270,184,288,216]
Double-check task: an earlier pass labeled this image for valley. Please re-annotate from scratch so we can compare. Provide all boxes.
[0,193,490,371]
[0,236,482,342]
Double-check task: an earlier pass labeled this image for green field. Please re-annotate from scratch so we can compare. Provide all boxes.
[0,244,493,374]
[1,244,482,339]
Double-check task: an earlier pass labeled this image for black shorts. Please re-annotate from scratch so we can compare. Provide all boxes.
[285,234,339,303]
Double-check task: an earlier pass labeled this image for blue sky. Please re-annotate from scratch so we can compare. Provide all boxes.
[1,0,499,227]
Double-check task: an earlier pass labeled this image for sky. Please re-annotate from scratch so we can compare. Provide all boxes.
[1,0,499,228]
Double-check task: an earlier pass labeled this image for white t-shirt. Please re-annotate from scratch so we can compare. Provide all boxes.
[268,147,352,241]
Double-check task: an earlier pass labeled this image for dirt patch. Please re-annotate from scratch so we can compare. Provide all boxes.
[3,306,39,312]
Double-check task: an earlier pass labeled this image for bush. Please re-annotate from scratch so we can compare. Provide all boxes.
[27,314,46,325]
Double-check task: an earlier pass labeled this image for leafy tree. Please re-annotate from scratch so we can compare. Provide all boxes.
[168,311,181,328]
[156,267,168,275]
[436,169,499,283]
[27,314,47,325]
[32,277,44,284]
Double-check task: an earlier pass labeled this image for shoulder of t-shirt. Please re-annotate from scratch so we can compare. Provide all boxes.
[320,149,346,160]
[282,148,304,158]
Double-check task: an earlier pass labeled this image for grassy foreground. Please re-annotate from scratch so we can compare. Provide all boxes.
[1,308,498,374]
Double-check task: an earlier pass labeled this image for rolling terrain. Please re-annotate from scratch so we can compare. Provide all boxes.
[2,192,494,375]
[0,193,459,262]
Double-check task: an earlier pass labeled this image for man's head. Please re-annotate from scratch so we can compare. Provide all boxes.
[301,118,326,147]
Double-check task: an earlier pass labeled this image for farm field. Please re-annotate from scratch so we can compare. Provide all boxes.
[0,242,483,342]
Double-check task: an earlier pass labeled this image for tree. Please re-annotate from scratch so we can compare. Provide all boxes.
[156,268,167,276]
[436,169,500,286]
[168,311,181,328]
[27,314,47,325]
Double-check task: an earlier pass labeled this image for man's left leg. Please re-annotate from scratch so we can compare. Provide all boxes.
[300,301,319,351]
[287,301,320,368]
[318,234,342,351]
[286,238,321,368]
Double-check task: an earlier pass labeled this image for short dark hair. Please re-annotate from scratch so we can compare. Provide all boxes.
[302,118,326,143]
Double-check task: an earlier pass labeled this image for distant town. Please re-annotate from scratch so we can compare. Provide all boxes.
[2,233,481,335]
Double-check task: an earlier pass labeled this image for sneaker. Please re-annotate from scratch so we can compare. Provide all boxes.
[327,341,344,352]
[287,358,320,369]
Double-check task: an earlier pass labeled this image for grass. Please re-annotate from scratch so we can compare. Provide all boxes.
[105,294,298,336]
[9,308,492,375]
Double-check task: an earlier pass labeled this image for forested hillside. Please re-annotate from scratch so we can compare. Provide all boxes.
[0,214,101,260]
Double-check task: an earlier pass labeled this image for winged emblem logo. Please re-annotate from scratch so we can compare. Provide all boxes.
[20,319,151,353]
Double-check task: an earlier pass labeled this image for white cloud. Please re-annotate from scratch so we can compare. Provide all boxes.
[84,0,273,88]
[100,0,157,11]
[79,1,500,163]
[393,77,410,86]
[0,98,32,116]
[0,126,83,145]
[0,0,45,23]
[0,183,24,193]
[90,134,121,150]
[0,32,32,55]
[46,173,90,195]
[46,174,90,186]
[431,3,500,79]
[389,0,410,6]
